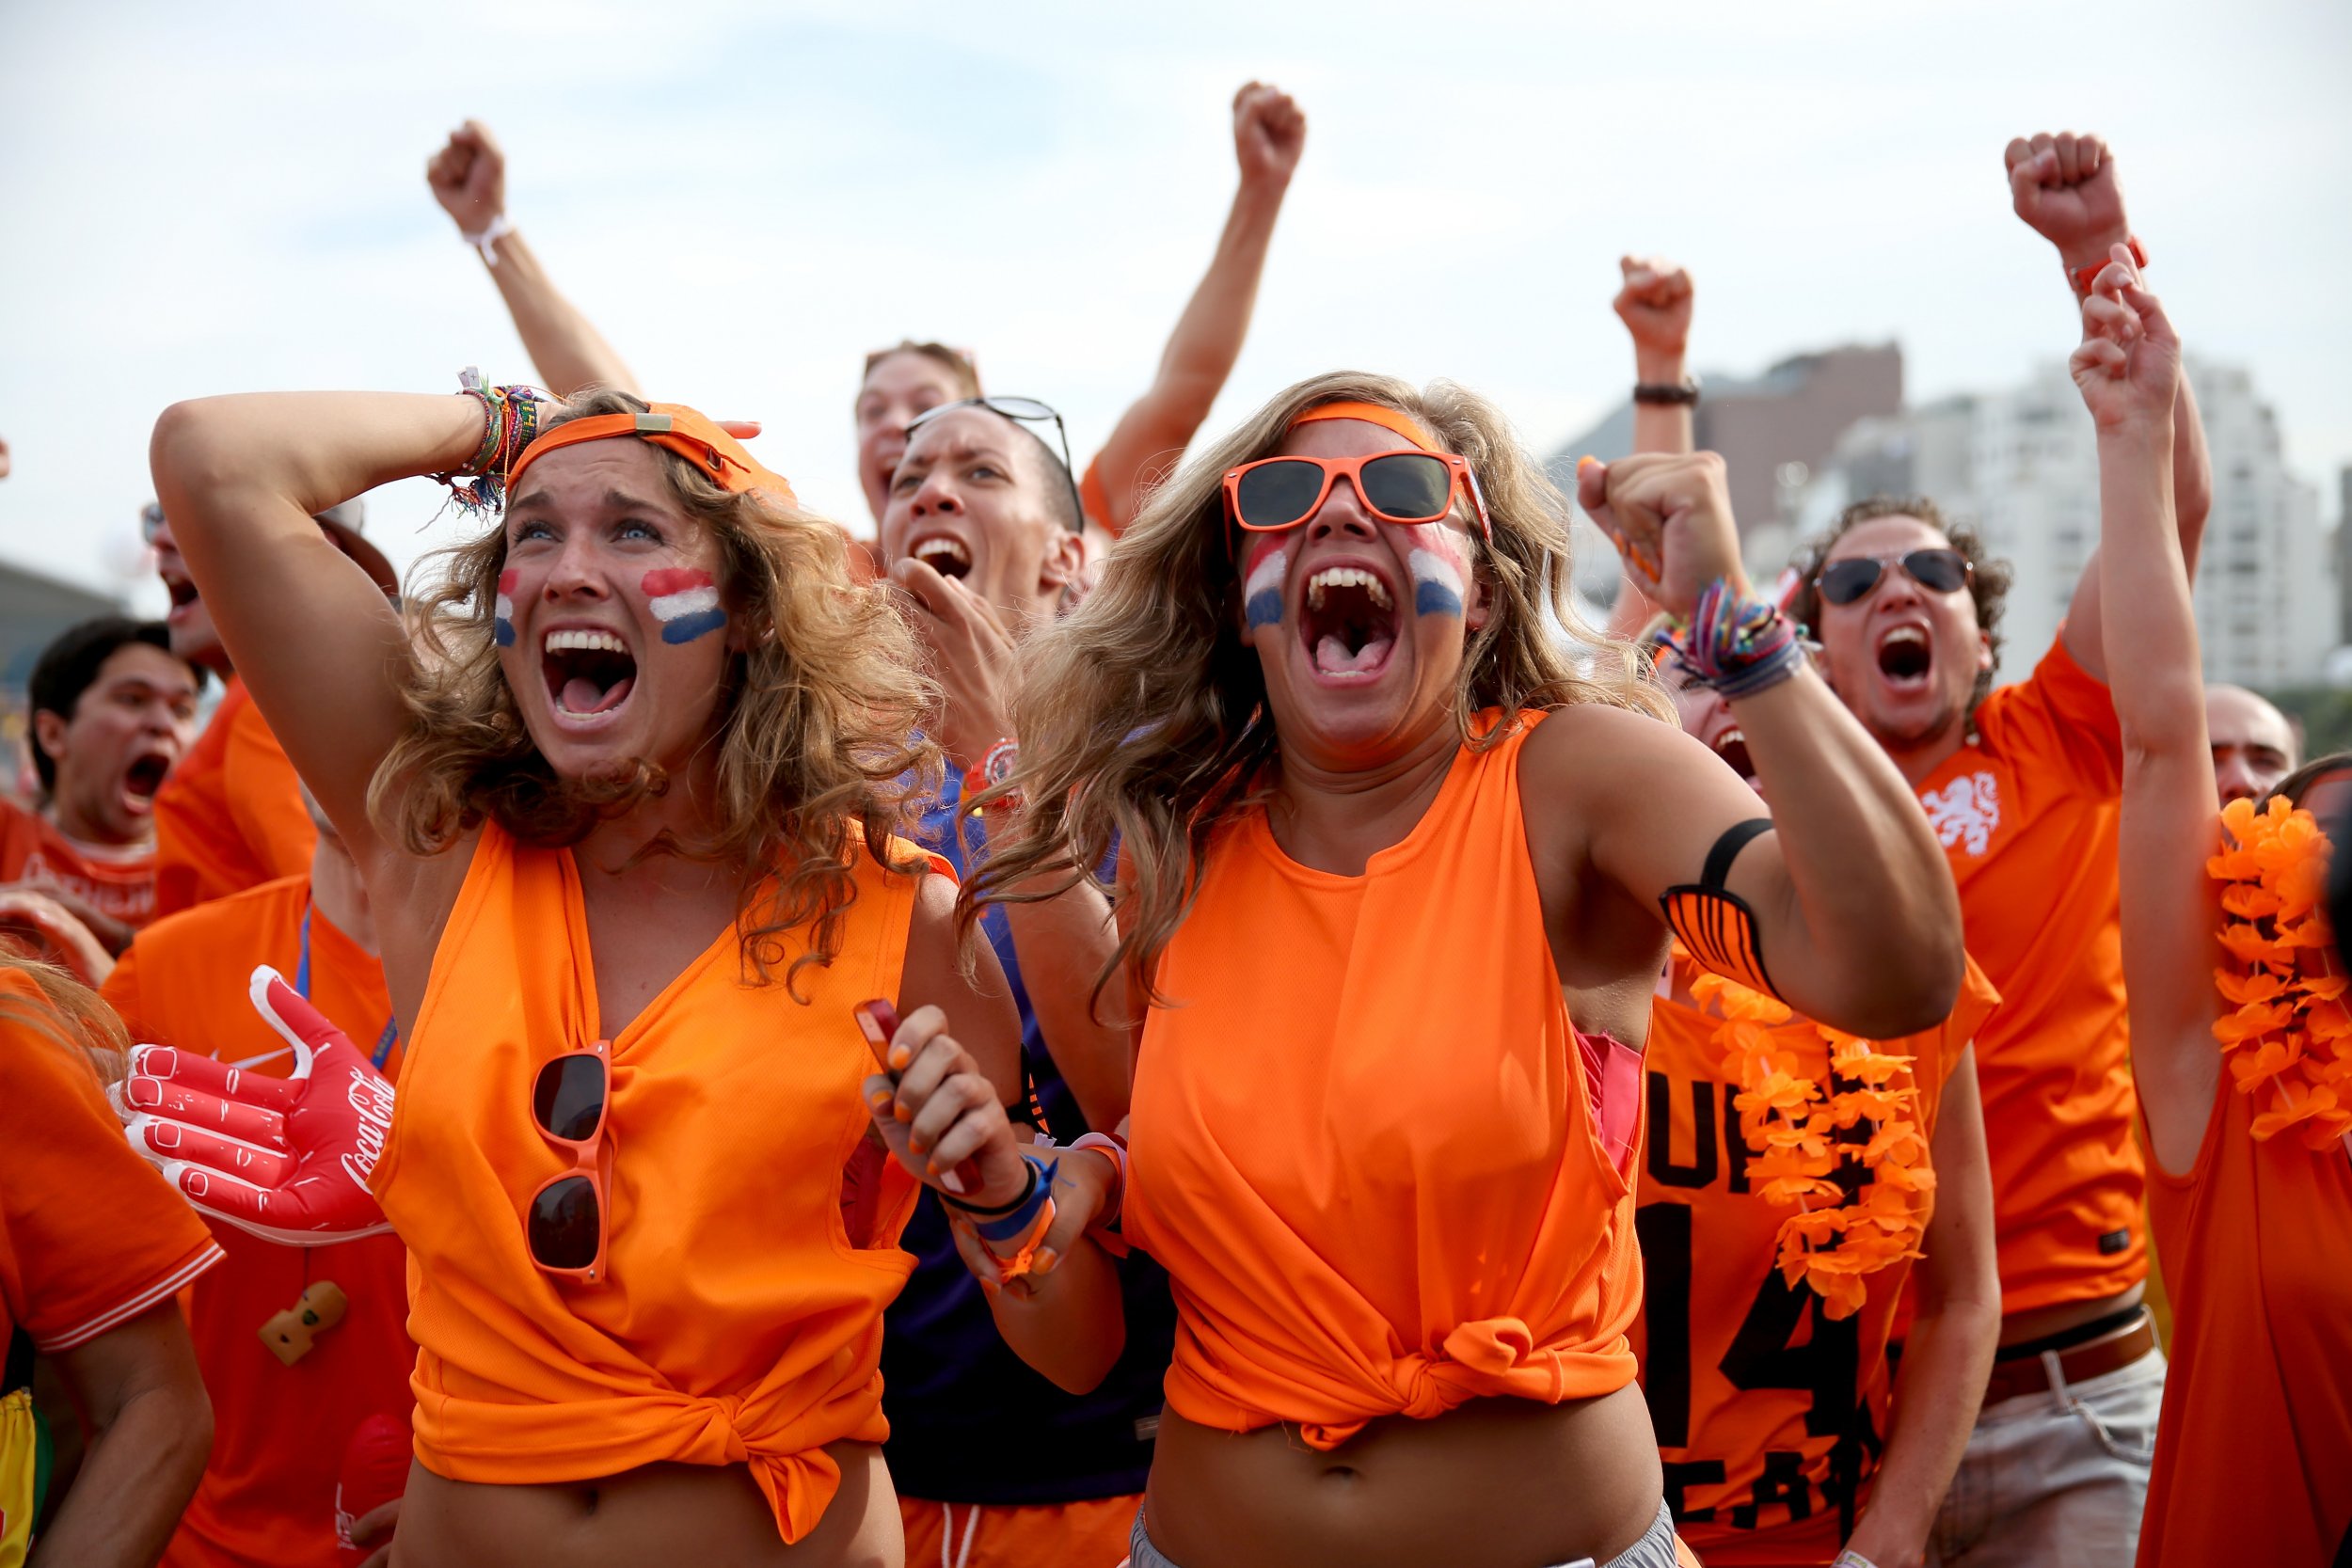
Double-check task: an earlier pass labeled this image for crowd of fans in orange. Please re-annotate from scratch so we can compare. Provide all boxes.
[0,90,2344,1568]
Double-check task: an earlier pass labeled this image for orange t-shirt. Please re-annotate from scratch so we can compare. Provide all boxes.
[2138,1070,2352,1562]
[373,823,939,1544]
[1633,952,1999,1564]
[0,798,158,930]
[103,876,412,1568]
[0,966,223,1357]
[1125,712,1644,1449]
[152,678,316,920]
[1917,634,2139,1316]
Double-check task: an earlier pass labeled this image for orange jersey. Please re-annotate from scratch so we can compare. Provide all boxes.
[1125,712,1644,1449]
[152,678,316,920]
[2138,1085,2352,1562]
[1633,952,1998,1563]
[0,798,158,929]
[0,965,222,1356]
[1917,634,2139,1316]
[373,823,939,1544]
[103,876,412,1568]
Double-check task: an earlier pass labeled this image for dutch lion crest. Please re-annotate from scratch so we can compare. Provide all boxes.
[1921,770,2001,857]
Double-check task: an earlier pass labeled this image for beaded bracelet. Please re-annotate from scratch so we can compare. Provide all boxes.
[1655,578,1806,700]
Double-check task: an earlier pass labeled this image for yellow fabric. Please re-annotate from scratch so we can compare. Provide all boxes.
[0,1388,36,1568]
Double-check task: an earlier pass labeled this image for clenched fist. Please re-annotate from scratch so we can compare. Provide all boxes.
[427,119,507,237]
[1233,82,1306,189]
[2005,131,2132,276]
[1613,255,1693,367]
[1577,451,1749,622]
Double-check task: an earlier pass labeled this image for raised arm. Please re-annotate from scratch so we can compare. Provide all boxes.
[428,122,642,399]
[2071,249,2219,1174]
[1604,255,1695,641]
[1573,452,1964,1037]
[2005,132,2215,679]
[148,393,489,860]
[1086,83,1304,532]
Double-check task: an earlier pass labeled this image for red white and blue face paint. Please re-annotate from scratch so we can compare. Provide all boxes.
[495,569,518,647]
[643,568,725,645]
[1406,529,1469,619]
[1244,535,1289,633]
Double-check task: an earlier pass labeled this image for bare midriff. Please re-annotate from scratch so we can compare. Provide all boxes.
[1143,1385,1663,1568]
[390,1443,901,1568]
[1996,1280,2146,1350]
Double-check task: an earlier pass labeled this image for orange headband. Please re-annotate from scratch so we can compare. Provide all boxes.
[507,404,797,505]
[1287,400,1440,452]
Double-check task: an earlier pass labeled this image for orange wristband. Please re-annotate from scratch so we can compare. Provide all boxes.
[2070,236,2146,298]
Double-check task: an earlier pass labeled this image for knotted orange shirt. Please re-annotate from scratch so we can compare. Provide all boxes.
[1125,711,1642,1449]
[373,823,938,1544]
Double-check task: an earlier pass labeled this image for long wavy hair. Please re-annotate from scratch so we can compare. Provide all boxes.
[964,371,1669,1007]
[375,390,940,993]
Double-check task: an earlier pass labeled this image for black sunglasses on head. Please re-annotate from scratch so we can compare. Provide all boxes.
[905,396,1086,529]
[1814,547,1971,607]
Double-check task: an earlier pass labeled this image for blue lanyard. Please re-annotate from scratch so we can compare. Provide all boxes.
[297,902,399,1071]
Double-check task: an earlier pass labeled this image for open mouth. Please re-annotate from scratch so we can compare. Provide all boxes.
[541,628,639,721]
[121,749,172,813]
[1299,565,1398,681]
[1876,626,1932,689]
[163,575,200,618]
[910,534,972,580]
[1712,726,1756,784]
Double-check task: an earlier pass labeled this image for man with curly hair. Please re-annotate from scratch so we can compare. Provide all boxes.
[1781,132,2215,1568]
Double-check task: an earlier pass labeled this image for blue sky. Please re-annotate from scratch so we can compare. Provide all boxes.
[3,0,2347,611]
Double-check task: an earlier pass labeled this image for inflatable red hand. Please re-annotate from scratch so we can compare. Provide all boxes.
[121,965,396,1245]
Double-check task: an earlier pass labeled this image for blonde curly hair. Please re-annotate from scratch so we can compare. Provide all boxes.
[374,390,940,993]
[964,370,1669,1006]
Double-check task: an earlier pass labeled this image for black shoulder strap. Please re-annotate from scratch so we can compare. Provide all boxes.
[1700,817,1774,891]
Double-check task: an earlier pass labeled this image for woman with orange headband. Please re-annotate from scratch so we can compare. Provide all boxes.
[2071,245,2352,1565]
[147,384,1020,1566]
[861,372,1966,1567]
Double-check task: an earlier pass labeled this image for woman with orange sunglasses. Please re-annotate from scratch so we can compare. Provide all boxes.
[144,383,1020,1567]
[863,371,1968,1567]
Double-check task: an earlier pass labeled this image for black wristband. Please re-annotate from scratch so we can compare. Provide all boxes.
[1632,378,1701,406]
[938,1156,1039,1217]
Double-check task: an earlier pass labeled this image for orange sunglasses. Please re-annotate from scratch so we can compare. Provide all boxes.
[1222,450,1491,542]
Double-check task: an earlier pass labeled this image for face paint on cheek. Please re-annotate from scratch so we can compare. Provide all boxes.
[1406,530,1468,619]
[1242,537,1288,633]
[643,568,725,645]
[494,570,517,648]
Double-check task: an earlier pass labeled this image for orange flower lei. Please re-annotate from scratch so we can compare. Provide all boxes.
[1679,952,1933,1320]
[2207,796,2352,1149]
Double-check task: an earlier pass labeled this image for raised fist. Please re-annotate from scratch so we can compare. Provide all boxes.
[2069,245,2181,436]
[1576,451,1748,623]
[1613,255,1693,365]
[1233,82,1306,188]
[427,119,506,237]
[120,966,396,1245]
[2005,131,2131,273]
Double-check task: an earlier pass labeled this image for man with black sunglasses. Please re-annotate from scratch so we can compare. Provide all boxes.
[1780,132,2215,1568]
[873,394,1177,1568]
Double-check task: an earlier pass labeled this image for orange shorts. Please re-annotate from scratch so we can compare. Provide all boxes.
[898,1493,1141,1568]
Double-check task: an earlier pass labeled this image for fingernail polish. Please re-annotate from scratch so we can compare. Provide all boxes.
[866,1090,894,1114]
[895,1103,914,1124]
[1032,1246,1060,1275]
[888,1046,912,1071]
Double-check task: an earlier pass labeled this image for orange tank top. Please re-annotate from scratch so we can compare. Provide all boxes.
[372,823,936,1544]
[2139,1078,2352,1564]
[1125,711,1642,1449]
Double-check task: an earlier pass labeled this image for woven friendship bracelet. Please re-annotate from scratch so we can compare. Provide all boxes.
[435,368,551,517]
[1658,578,1806,700]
